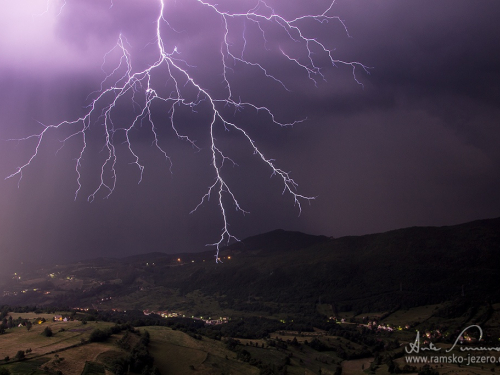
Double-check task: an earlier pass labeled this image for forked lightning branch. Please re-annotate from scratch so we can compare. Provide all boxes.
[7,0,368,260]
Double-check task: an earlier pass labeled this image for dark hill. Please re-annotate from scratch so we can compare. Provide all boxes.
[1,218,499,314]
[226,229,329,254]
[170,217,500,312]
[120,252,170,263]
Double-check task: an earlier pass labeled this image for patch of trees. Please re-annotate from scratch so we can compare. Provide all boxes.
[89,328,112,342]
[111,330,160,375]
[83,309,167,327]
[223,338,289,375]
[0,307,9,320]
[165,317,205,330]
[305,338,331,352]
[266,338,288,350]
[214,317,285,339]
[0,315,40,333]
[88,323,133,343]
[81,361,106,375]
[116,331,132,350]
[327,325,386,353]
[41,326,53,337]
[79,325,160,374]
[160,315,333,341]
[15,350,25,360]
[0,305,68,314]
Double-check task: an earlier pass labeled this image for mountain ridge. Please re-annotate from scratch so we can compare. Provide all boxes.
[1,217,499,313]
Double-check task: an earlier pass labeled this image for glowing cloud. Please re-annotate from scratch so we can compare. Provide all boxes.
[6,0,368,261]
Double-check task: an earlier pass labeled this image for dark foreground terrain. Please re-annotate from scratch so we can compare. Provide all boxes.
[1,217,499,374]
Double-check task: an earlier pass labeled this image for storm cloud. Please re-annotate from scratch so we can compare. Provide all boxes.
[0,0,499,269]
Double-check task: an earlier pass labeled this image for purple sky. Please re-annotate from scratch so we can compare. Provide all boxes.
[1,0,499,267]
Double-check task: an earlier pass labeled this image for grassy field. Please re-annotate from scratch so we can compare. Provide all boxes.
[0,320,114,359]
[41,342,121,375]
[341,358,374,375]
[382,304,442,326]
[146,325,258,375]
[0,339,120,375]
[0,318,121,375]
[1,319,260,375]
[2,304,497,375]
[0,358,51,375]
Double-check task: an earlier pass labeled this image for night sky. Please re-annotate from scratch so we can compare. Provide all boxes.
[1,0,499,268]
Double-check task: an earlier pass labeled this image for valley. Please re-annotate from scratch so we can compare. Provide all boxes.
[1,218,499,374]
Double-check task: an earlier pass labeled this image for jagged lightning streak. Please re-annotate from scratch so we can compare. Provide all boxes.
[7,0,369,262]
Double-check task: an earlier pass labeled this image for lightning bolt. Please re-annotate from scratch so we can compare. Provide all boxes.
[7,0,369,262]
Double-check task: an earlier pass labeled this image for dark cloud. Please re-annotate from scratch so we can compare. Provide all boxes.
[1,0,499,268]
